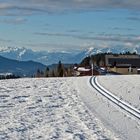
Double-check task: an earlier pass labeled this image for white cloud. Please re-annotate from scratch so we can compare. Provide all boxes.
[0,3,13,9]
[124,42,133,47]
[0,17,27,24]
[0,0,140,16]
[34,31,140,44]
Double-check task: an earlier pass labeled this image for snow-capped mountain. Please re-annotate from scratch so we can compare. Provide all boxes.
[83,45,140,55]
[0,46,140,65]
[0,47,82,65]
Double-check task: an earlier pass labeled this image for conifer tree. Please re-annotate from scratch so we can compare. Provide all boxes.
[57,61,64,77]
[51,70,55,77]
[45,67,49,77]
[36,69,41,77]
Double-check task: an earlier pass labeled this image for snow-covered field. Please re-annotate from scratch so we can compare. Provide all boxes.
[76,76,140,140]
[98,75,140,111]
[0,75,140,140]
[0,77,116,140]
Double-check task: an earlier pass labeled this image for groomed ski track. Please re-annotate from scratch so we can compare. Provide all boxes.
[90,76,140,120]
[76,76,140,140]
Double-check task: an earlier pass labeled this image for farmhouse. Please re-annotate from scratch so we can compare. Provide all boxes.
[73,66,99,76]
[105,54,140,74]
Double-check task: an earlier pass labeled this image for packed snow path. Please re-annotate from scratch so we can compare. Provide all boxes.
[77,75,140,140]
[90,76,140,120]
[0,78,116,140]
[98,75,140,111]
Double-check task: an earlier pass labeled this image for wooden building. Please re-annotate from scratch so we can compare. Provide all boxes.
[105,54,140,74]
[73,66,99,76]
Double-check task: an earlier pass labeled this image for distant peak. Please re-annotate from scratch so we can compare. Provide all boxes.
[85,47,95,56]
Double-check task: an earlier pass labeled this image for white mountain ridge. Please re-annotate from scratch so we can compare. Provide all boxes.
[0,46,139,65]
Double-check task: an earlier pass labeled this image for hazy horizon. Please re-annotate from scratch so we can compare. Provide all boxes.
[0,0,140,52]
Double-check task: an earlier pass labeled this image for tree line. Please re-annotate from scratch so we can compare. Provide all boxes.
[35,61,74,78]
[0,74,20,80]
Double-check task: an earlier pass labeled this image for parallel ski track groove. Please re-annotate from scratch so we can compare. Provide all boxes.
[90,76,140,120]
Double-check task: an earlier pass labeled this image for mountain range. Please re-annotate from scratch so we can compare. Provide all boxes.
[0,46,140,66]
[0,55,46,77]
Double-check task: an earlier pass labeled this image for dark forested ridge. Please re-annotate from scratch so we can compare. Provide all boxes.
[0,55,46,77]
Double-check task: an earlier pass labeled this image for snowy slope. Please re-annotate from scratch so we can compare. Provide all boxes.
[98,75,140,111]
[0,76,140,140]
[0,77,116,140]
[76,76,140,140]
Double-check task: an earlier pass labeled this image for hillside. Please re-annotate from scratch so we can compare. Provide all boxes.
[0,55,46,76]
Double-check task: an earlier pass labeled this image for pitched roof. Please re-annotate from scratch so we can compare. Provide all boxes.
[108,58,140,67]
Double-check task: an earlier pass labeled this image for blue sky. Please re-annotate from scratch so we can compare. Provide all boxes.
[0,0,140,52]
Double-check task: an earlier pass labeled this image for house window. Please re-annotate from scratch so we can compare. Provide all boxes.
[128,67,133,72]
[137,70,140,74]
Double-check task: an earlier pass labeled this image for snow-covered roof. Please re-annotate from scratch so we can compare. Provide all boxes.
[100,67,106,70]
[77,67,90,72]
[0,73,13,76]
[73,66,77,70]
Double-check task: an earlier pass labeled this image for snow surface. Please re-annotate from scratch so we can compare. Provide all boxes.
[98,75,140,111]
[0,78,116,140]
[18,49,26,59]
[0,75,139,140]
[76,76,140,140]
[77,67,91,72]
